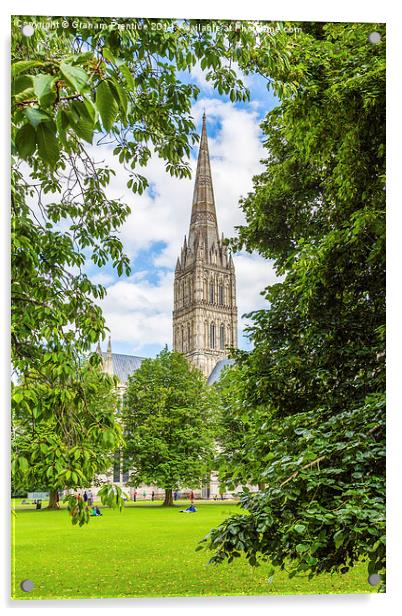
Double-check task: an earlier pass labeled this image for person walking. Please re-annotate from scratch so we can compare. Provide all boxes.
[190,490,194,501]
[133,490,137,502]
[83,491,88,504]
[87,490,93,507]
[174,491,178,501]
[143,490,146,500]
[151,490,155,502]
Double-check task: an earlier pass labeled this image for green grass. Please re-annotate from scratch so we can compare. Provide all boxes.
[11,500,374,600]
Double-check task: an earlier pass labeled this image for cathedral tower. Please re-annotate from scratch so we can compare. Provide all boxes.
[173,113,238,378]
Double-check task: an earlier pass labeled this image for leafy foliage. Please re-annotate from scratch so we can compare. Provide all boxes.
[64,484,126,527]
[122,349,217,505]
[12,362,124,523]
[214,361,269,489]
[204,22,386,586]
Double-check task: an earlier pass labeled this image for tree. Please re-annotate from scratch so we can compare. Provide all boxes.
[122,349,216,506]
[11,16,253,493]
[12,362,124,523]
[202,22,386,586]
[214,360,268,491]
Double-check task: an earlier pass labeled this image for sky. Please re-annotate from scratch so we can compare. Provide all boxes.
[90,66,279,358]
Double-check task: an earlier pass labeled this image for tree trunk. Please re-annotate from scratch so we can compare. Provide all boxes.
[47,489,59,509]
[258,482,266,491]
[163,488,173,506]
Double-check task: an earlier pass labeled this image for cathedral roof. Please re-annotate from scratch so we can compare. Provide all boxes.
[100,349,234,386]
[101,352,145,384]
[207,358,236,385]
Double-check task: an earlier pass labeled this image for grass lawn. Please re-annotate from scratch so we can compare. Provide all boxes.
[11,500,374,600]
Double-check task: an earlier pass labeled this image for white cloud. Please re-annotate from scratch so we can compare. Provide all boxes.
[99,271,174,354]
[235,252,280,346]
[90,272,115,287]
[236,252,277,317]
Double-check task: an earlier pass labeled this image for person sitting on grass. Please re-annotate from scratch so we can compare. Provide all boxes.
[90,506,102,517]
[179,500,197,513]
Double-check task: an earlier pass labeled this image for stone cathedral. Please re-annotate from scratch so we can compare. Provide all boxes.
[173,113,238,379]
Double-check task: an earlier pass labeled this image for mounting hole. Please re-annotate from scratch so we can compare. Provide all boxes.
[368,573,382,586]
[20,579,35,592]
[368,32,381,45]
[21,24,34,37]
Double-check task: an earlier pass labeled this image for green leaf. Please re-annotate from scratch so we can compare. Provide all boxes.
[12,74,33,96]
[18,456,29,472]
[113,81,128,116]
[24,107,52,128]
[12,391,24,404]
[12,60,45,76]
[333,530,345,549]
[102,48,116,64]
[96,80,118,132]
[120,64,135,90]
[15,123,36,159]
[67,106,94,144]
[294,523,306,534]
[36,123,60,168]
[74,117,94,144]
[60,62,88,93]
[63,52,94,66]
[296,543,309,553]
[83,98,97,123]
[32,74,56,106]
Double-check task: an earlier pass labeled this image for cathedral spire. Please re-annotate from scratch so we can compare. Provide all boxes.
[188,113,219,250]
[104,336,113,375]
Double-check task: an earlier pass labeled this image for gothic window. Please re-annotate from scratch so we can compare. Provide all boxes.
[218,284,224,305]
[204,321,208,348]
[203,278,208,302]
[209,281,215,304]
[181,325,185,352]
[225,281,230,305]
[220,324,225,349]
[210,322,216,349]
[187,323,191,350]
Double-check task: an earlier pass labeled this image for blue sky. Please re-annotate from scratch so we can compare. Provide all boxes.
[92,65,279,358]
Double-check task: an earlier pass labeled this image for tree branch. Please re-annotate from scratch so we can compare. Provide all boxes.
[280,455,327,488]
